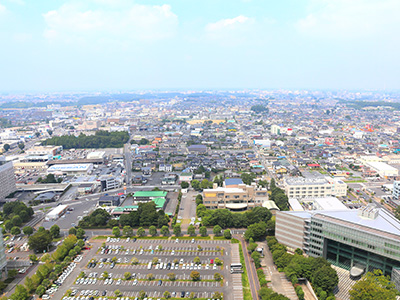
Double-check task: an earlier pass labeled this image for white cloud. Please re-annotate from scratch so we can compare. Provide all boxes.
[206,15,252,33]
[0,4,7,14]
[43,2,178,44]
[205,15,255,45]
[296,0,400,39]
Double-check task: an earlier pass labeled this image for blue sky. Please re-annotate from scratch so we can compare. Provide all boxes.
[0,0,399,92]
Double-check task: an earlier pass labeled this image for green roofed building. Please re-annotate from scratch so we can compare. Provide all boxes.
[133,191,168,201]
[152,197,167,210]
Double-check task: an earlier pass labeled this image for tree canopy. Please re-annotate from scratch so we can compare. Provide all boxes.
[349,270,398,300]
[42,130,129,149]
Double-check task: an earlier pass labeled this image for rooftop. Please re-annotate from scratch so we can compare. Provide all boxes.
[133,191,168,197]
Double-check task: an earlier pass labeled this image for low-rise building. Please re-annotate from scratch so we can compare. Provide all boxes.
[47,163,94,175]
[203,183,268,211]
[284,177,332,199]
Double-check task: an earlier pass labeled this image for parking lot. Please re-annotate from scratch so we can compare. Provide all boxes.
[55,238,233,299]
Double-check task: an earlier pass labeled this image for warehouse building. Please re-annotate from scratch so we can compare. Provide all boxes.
[45,205,68,221]
[47,163,93,175]
[365,161,398,178]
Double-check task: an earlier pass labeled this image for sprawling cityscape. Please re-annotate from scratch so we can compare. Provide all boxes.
[0,0,399,299]
[0,90,398,300]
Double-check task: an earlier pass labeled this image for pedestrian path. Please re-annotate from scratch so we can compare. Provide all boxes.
[332,265,356,300]
[231,243,243,300]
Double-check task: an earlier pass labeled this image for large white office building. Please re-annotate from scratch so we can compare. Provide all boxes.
[0,157,16,199]
[276,205,400,289]
[284,177,332,199]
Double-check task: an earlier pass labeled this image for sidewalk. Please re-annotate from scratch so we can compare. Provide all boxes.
[260,241,298,300]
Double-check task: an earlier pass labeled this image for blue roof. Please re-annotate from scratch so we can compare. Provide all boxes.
[225,178,243,186]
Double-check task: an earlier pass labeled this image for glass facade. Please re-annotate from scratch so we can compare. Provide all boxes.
[326,239,400,276]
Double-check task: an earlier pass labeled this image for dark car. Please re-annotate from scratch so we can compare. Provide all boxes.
[181,291,185,298]
[102,290,107,296]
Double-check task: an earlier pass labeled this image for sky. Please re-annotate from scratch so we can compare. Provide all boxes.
[0,0,399,92]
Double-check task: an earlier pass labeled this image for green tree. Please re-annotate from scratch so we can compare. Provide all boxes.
[131,257,139,265]
[313,265,338,292]
[196,204,207,218]
[35,285,46,297]
[213,225,222,236]
[194,257,201,264]
[180,181,189,189]
[212,292,223,299]
[102,271,109,279]
[124,272,131,280]
[68,227,77,235]
[244,222,267,241]
[191,180,200,190]
[214,273,222,281]
[3,144,10,152]
[199,226,208,237]
[4,220,13,232]
[23,226,33,236]
[11,285,28,300]
[173,224,181,236]
[149,225,157,237]
[152,257,159,265]
[190,271,200,281]
[115,289,122,297]
[18,143,25,150]
[11,226,21,236]
[163,291,171,298]
[349,269,397,300]
[24,277,35,293]
[50,224,60,238]
[28,230,52,252]
[167,272,176,281]
[112,226,120,237]
[29,254,38,263]
[137,227,145,237]
[160,225,170,236]
[147,273,154,280]
[187,224,196,236]
[122,225,133,237]
[139,290,146,299]
[12,215,22,227]
[201,179,212,189]
[76,228,85,239]
[223,229,232,239]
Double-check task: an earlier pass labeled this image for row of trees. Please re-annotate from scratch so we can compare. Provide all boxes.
[27,225,61,253]
[36,174,62,184]
[78,203,170,229]
[267,237,338,299]
[8,234,84,300]
[42,130,129,149]
[3,201,34,233]
[197,205,274,229]
[269,179,289,211]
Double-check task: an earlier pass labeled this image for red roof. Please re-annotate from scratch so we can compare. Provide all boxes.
[307,163,320,167]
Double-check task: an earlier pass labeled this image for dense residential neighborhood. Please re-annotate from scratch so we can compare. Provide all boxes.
[0,90,400,299]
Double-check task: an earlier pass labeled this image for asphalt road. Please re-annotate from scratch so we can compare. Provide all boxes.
[235,235,260,300]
